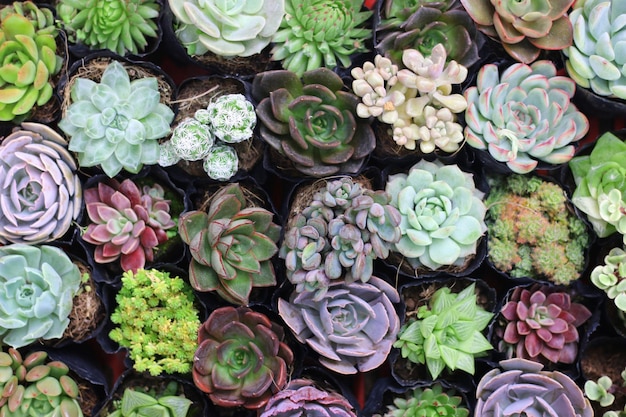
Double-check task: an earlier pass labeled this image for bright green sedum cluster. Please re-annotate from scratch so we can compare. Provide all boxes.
[377,384,469,417]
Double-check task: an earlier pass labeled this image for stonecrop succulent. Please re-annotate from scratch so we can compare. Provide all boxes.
[253,67,376,177]
[0,244,81,348]
[56,0,160,56]
[168,0,285,57]
[193,306,294,410]
[0,348,83,417]
[82,178,176,272]
[384,159,487,272]
[591,246,626,313]
[564,0,626,99]
[495,284,592,365]
[0,122,82,245]
[178,182,280,305]
[475,358,593,417]
[106,386,192,417]
[58,60,175,177]
[394,282,494,380]
[461,0,574,63]
[377,384,469,417]
[278,276,400,374]
[464,60,589,174]
[270,0,372,76]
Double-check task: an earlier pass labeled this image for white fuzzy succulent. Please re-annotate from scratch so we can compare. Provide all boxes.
[205,94,256,143]
[169,117,214,160]
[203,145,239,181]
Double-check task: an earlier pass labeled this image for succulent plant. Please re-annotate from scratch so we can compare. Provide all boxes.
[496,284,592,365]
[56,0,160,56]
[591,246,626,312]
[0,244,81,348]
[278,276,400,374]
[460,0,574,63]
[200,93,256,144]
[58,60,175,177]
[379,0,460,28]
[258,378,357,417]
[475,358,593,416]
[168,0,285,57]
[178,182,280,305]
[168,117,214,161]
[0,348,83,417]
[384,159,487,271]
[377,384,469,417]
[193,306,294,410]
[394,282,494,380]
[106,385,192,417]
[253,67,376,177]
[585,376,617,408]
[0,122,82,245]
[82,178,176,272]
[563,0,626,100]
[270,0,372,76]
[569,131,626,241]
[203,144,239,180]
[464,60,589,174]
[0,3,62,121]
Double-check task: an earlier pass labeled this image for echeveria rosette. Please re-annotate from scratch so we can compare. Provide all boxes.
[270,0,372,76]
[58,60,175,178]
[464,60,589,174]
[379,384,470,417]
[591,246,626,312]
[252,68,376,177]
[278,276,400,374]
[460,0,574,63]
[385,159,487,271]
[474,358,593,417]
[193,306,294,410]
[380,0,461,29]
[0,122,82,245]
[0,244,81,349]
[168,0,285,57]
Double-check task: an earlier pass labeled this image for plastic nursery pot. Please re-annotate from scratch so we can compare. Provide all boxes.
[569,75,626,120]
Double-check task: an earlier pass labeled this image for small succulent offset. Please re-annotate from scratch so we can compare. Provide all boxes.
[460,0,574,63]
[198,93,256,144]
[376,384,469,417]
[253,67,376,177]
[0,244,81,349]
[0,122,82,245]
[108,269,201,376]
[106,385,192,417]
[270,0,372,76]
[385,159,487,272]
[585,375,619,408]
[475,358,593,416]
[193,306,294,410]
[591,246,626,312]
[394,282,494,380]
[0,348,83,417]
[278,276,400,374]
[178,183,280,305]
[564,0,626,100]
[168,0,285,57]
[464,60,589,174]
[58,60,175,177]
[203,145,239,181]
[56,0,160,56]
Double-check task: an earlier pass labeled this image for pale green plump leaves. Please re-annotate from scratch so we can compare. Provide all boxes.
[591,246,626,312]
[106,386,192,417]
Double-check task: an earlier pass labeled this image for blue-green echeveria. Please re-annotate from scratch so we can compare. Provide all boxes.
[385,159,487,271]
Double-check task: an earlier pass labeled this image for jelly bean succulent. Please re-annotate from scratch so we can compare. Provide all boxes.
[564,0,626,100]
[0,122,82,245]
[460,0,574,63]
[270,0,372,76]
[376,384,469,417]
[178,182,280,305]
[464,60,589,174]
[591,246,626,313]
[253,67,376,177]
[56,0,160,56]
[58,60,175,177]
[0,244,81,349]
[384,159,487,272]
[106,385,192,417]
[82,178,176,272]
[0,348,83,417]
[168,0,285,57]
[278,276,400,374]
[193,306,294,410]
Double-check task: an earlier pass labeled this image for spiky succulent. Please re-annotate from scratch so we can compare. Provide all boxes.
[193,306,294,410]
[378,384,469,417]
[0,244,81,349]
[106,386,192,417]
[56,0,160,56]
[278,276,400,374]
[253,67,376,177]
[0,122,82,245]
[200,93,256,144]
[58,60,175,177]
[82,178,176,272]
[178,182,280,305]
[168,117,214,161]
[464,60,589,174]
[0,348,83,417]
[591,246,626,312]
[203,144,239,180]
[270,0,372,76]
